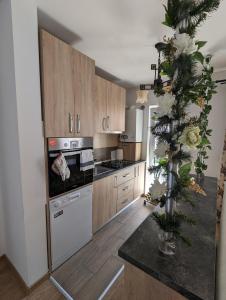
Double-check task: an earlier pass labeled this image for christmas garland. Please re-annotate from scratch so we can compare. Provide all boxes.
[147,0,220,245]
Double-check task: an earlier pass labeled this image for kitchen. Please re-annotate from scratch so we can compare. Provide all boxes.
[0,1,226,299]
[40,29,149,296]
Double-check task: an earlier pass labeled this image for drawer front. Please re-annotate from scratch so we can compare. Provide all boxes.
[117,190,134,212]
[115,167,134,186]
[118,179,134,200]
[117,179,134,212]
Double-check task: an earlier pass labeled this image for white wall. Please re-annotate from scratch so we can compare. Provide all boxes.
[126,72,226,179]
[0,179,6,257]
[0,0,29,280]
[11,0,48,286]
[207,71,226,177]
[0,0,48,287]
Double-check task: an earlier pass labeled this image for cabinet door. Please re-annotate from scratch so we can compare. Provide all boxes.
[118,87,126,132]
[92,175,117,233]
[94,76,108,133]
[73,50,95,137]
[107,83,126,132]
[134,163,145,199]
[40,30,75,137]
[138,162,145,196]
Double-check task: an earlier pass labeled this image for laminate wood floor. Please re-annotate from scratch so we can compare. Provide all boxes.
[0,256,27,300]
[0,197,153,300]
[0,256,63,300]
[52,197,153,299]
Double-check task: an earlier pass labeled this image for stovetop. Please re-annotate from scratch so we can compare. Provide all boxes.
[101,160,134,170]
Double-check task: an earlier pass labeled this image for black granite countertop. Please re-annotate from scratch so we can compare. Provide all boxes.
[93,160,145,181]
[118,176,217,300]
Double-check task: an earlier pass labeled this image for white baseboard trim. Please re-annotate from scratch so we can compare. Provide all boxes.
[50,275,74,300]
[98,264,125,300]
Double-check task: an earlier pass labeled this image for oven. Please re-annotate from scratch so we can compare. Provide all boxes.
[47,137,93,198]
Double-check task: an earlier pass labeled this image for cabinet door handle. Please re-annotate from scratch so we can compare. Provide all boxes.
[102,118,106,131]
[77,114,81,134]
[134,167,136,178]
[69,113,73,133]
[122,186,129,191]
[122,198,128,204]
[114,176,118,187]
[107,116,110,130]
[123,173,129,178]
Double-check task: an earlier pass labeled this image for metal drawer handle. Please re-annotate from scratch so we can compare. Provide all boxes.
[69,113,73,133]
[114,176,118,187]
[122,186,129,191]
[123,173,129,177]
[122,198,128,204]
[107,116,110,129]
[76,114,81,134]
[102,118,106,130]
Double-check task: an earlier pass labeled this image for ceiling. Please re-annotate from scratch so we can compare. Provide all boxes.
[36,0,226,88]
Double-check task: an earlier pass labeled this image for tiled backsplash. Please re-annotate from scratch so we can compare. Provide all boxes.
[94,147,118,162]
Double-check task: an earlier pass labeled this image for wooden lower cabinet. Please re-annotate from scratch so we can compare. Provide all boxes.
[93,163,145,233]
[92,175,117,233]
[134,162,145,199]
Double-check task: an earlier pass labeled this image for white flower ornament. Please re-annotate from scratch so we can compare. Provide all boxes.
[179,126,201,149]
[157,93,175,117]
[149,179,167,200]
[173,33,197,58]
[154,142,169,158]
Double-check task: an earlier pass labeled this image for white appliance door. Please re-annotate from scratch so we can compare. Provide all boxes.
[50,185,92,271]
[120,109,143,142]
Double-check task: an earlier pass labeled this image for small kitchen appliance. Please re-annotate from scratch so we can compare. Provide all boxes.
[47,137,94,198]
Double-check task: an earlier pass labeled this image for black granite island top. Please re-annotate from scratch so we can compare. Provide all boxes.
[118,176,217,300]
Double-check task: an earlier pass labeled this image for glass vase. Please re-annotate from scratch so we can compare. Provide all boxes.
[196,172,204,184]
[158,231,176,255]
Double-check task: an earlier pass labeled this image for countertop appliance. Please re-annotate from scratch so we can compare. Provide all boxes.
[47,137,93,198]
[120,108,143,143]
[50,185,92,271]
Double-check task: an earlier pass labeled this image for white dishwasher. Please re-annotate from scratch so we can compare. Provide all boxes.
[49,185,93,271]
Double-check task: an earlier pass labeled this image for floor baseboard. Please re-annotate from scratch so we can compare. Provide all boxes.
[2,254,49,295]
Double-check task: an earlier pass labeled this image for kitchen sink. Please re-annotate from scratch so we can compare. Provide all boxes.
[94,165,113,176]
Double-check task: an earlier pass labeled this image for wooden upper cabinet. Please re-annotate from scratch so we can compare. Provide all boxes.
[107,82,126,132]
[40,30,95,137]
[94,75,108,133]
[94,75,126,134]
[40,30,75,137]
[73,49,95,137]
